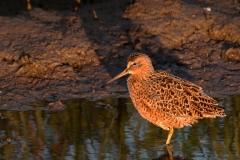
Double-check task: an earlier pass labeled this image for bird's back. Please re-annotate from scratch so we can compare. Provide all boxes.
[127,70,226,130]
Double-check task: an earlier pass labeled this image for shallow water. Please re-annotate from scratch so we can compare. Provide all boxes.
[0,95,239,160]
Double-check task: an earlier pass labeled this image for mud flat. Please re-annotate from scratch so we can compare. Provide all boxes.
[0,0,239,109]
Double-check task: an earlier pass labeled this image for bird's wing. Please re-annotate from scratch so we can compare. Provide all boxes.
[139,71,223,128]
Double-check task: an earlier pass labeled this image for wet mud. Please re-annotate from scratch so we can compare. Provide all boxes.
[0,0,240,109]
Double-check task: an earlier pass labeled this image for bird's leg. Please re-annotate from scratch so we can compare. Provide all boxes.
[74,0,81,12]
[166,126,174,145]
[166,144,173,160]
[27,0,32,11]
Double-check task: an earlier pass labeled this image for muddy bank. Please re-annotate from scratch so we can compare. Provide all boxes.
[0,0,240,110]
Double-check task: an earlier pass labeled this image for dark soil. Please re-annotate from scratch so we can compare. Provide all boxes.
[0,0,240,110]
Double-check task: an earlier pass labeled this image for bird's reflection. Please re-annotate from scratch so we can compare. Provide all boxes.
[152,145,192,160]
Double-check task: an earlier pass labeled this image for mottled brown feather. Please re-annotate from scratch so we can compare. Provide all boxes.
[126,53,225,130]
[103,52,226,144]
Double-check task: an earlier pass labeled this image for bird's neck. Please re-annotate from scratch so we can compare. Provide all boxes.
[135,66,154,81]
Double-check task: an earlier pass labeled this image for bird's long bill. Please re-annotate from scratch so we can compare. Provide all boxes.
[101,69,129,88]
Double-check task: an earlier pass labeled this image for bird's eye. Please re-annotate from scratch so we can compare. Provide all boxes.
[133,62,137,66]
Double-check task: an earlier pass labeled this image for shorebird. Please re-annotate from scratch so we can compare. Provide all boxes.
[102,53,226,144]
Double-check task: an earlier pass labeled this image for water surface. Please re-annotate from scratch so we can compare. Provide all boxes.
[0,95,239,160]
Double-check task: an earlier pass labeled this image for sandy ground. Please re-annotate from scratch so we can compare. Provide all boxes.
[0,0,240,110]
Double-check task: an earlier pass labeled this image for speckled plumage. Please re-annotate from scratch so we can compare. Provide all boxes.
[102,53,226,144]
